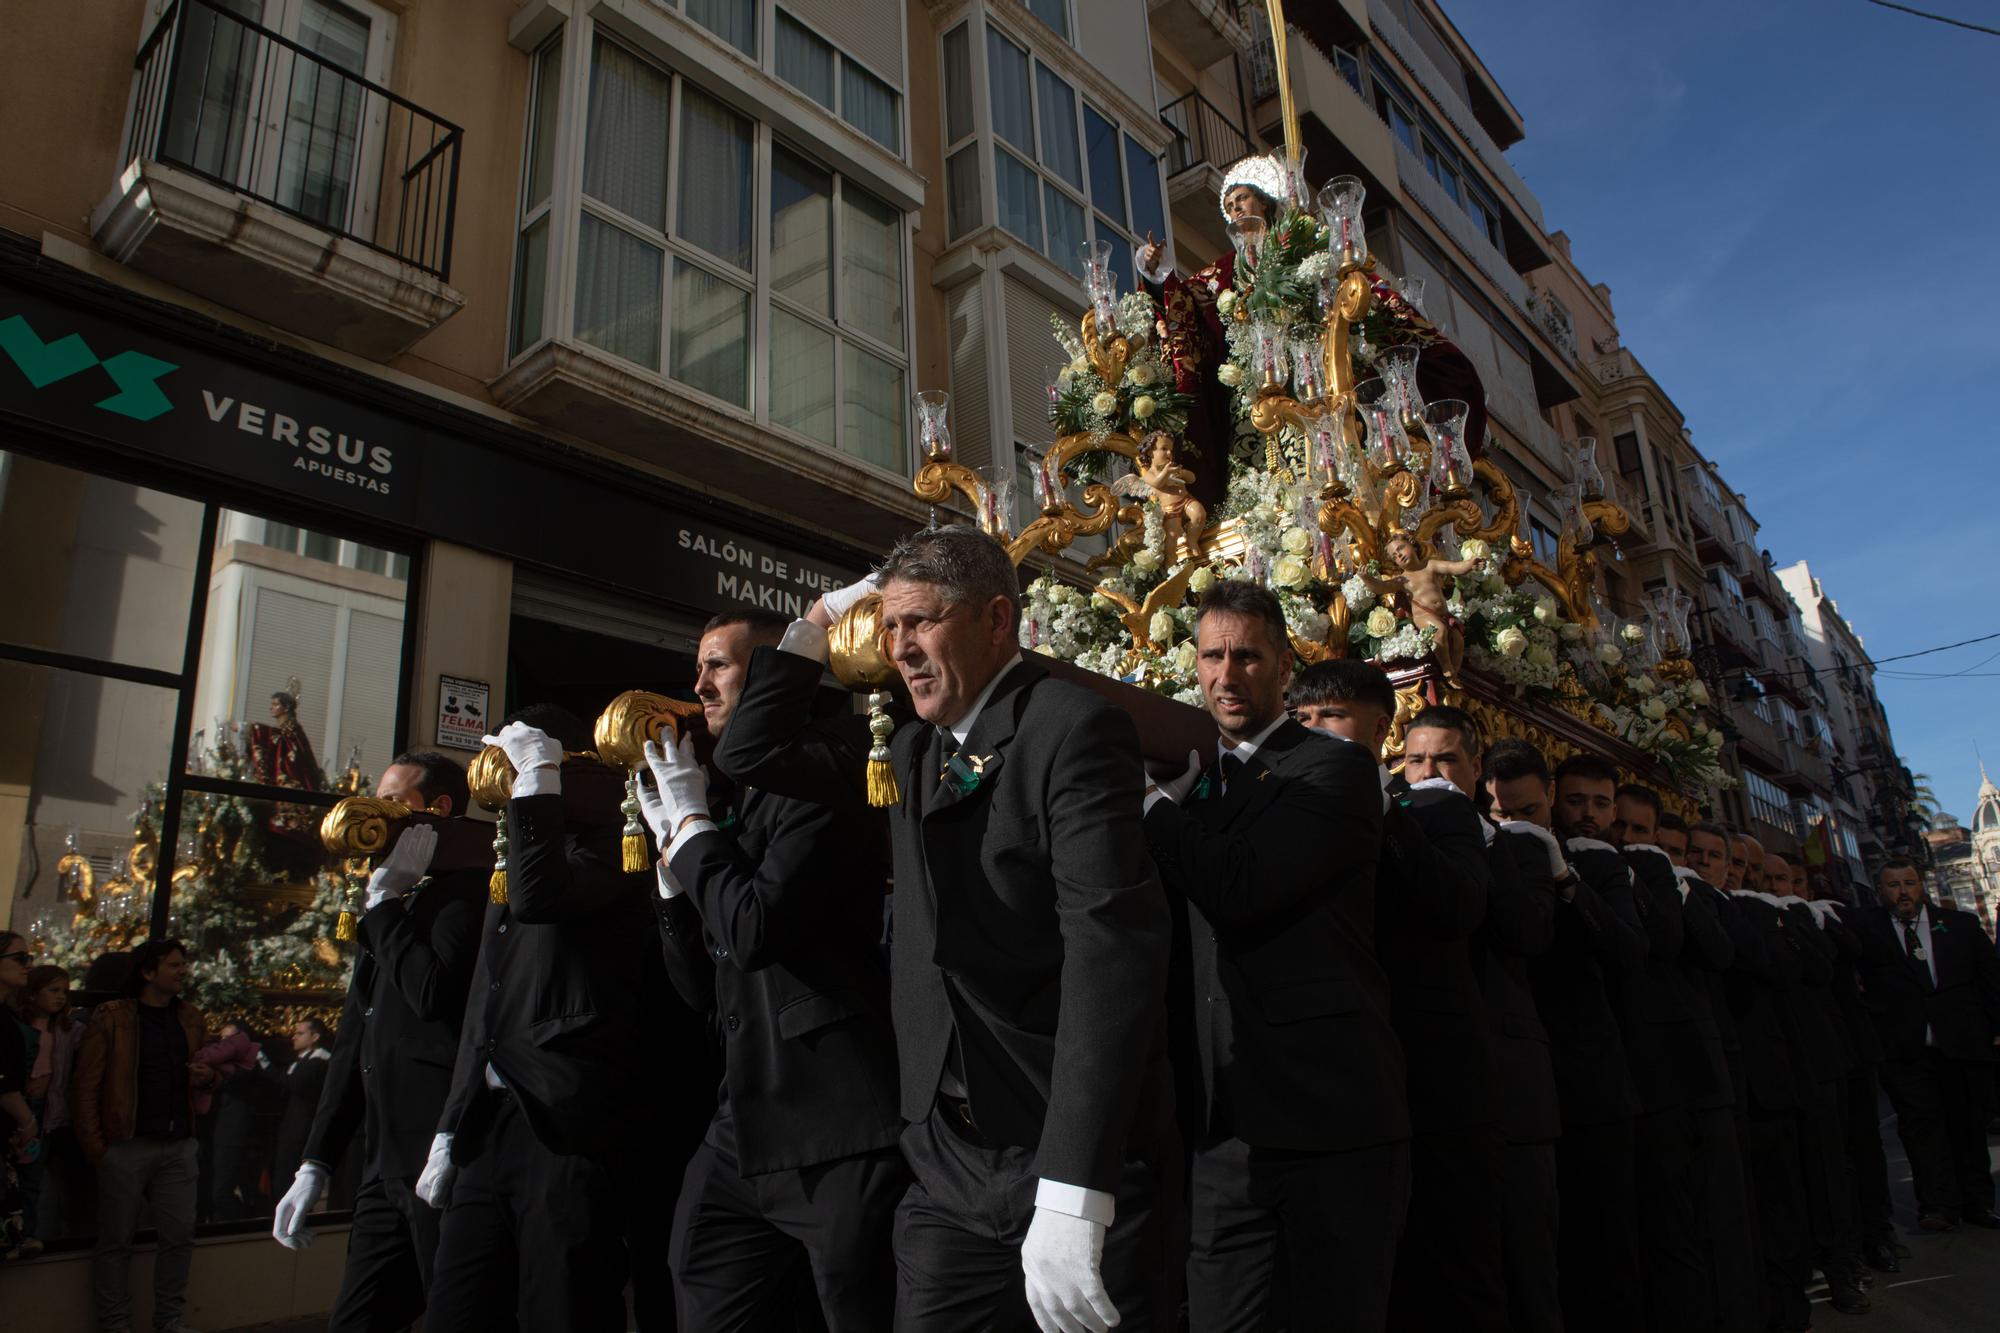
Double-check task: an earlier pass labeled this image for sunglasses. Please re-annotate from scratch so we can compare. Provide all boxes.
[1,950,33,966]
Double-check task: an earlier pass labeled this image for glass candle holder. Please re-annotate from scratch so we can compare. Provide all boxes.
[1647,585,1695,659]
[1305,412,1343,486]
[1081,239,1118,334]
[1398,276,1426,314]
[1354,377,1405,467]
[1558,479,1594,546]
[1289,337,1326,404]
[1316,176,1368,268]
[1516,484,1538,549]
[1375,344,1424,430]
[978,460,1016,536]
[1227,215,1269,270]
[1571,436,1605,498]
[1251,320,1285,390]
[1046,362,1069,408]
[1033,460,1060,512]
[914,390,953,460]
[1421,399,1471,492]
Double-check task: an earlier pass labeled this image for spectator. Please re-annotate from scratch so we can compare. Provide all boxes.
[2,931,36,1259]
[72,937,215,1333]
[267,1017,330,1205]
[13,963,84,1252]
[195,1020,269,1221]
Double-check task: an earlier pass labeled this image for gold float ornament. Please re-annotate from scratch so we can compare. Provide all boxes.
[828,593,903,808]
[467,745,519,903]
[320,795,414,939]
[596,691,703,872]
[55,835,95,904]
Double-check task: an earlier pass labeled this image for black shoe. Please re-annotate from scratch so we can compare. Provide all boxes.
[1861,1239,1901,1273]
[1919,1209,1956,1231]
[1963,1208,2000,1229]
[1826,1266,1872,1315]
[1891,1238,1913,1258]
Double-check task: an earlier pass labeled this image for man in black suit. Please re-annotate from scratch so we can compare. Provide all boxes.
[419,706,687,1331]
[1293,663,1502,1332]
[1144,585,1403,1332]
[1485,742,1647,1333]
[1402,707,1564,1333]
[1856,857,2000,1231]
[639,609,906,1331]
[268,1016,331,1203]
[271,750,487,1333]
[714,526,1174,1333]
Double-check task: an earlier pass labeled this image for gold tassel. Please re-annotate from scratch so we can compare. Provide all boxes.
[334,906,356,942]
[489,810,509,904]
[621,771,650,872]
[865,690,900,808]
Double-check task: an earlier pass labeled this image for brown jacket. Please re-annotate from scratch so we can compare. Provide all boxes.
[71,998,212,1163]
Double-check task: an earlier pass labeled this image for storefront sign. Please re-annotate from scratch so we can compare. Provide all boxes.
[676,524,851,619]
[435,675,490,752]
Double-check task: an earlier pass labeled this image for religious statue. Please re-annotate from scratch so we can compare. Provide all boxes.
[247,680,329,873]
[1359,531,1481,685]
[1114,430,1209,568]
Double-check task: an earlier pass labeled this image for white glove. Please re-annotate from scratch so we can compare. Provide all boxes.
[482,722,563,799]
[271,1163,326,1249]
[635,772,673,846]
[1022,1206,1118,1333]
[365,824,437,910]
[1408,776,1467,798]
[415,1132,456,1209]
[642,735,710,832]
[1498,821,1567,878]
[820,571,881,622]
[1150,750,1204,806]
[1565,836,1619,856]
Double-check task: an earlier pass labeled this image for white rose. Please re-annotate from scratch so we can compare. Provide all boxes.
[1069,355,1087,375]
[1188,565,1217,594]
[1689,680,1711,705]
[1560,622,1584,642]
[1622,623,1647,644]
[1273,556,1309,589]
[1526,644,1556,670]
[1131,548,1161,573]
[1091,392,1118,416]
[1129,363,1158,387]
[1693,720,1710,737]
[1366,606,1398,638]
[1217,363,1244,386]
[1217,290,1238,315]
[1148,610,1177,643]
[1460,538,1489,561]
[1132,395,1157,420]
[1532,599,1557,624]
[1632,675,1656,695]
[1172,641,1197,673]
[1595,642,1622,665]
[1091,592,1118,613]
[1642,697,1669,721]
[1707,730,1726,749]
[1281,526,1312,556]
[1495,626,1529,658]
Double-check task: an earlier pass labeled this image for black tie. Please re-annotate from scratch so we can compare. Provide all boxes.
[1902,920,1931,987]
[1220,753,1246,794]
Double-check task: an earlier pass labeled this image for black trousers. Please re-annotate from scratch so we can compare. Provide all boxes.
[1843,1065,1893,1244]
[1388,1128,1506,1332]
[1187,1133,1411,1333]
[1632,1107,1713,1333]
[670,1129,906,1332]
[1880,1049,1996,1219]
[327,1175,441,1333]
[1493,1140,1562,1333]
[1798,1078,1853,1265]
[1552,1118,1645,1332]
[426,1091,631,1333]
[1744,1108,1810,1333]
[1688,1106,1760,1333]
[892,1103,1175,1332]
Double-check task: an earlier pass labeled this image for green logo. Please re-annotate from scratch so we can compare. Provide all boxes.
[0,314,177,422]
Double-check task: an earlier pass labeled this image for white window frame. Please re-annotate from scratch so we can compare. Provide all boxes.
[770,5,906,156]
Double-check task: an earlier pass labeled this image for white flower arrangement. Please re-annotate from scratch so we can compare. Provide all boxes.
[1115,290,1156,342]
[1294,252,1333,285]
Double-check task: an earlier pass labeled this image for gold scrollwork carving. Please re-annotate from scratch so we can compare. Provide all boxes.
[319,796,414,856]
[595,691,701,771]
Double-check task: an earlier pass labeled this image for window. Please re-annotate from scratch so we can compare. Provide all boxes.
[1371,58,1420,154]
[1,450,415,1244]
[1613,432,1642,478]
[1714,567,1743,602]
[687,0,756,55]
[1023,0,1069,40]
[1373,59,1509,256]
[773,7,902,152]
[510,35,564,356]
[511,32,910,471]
[948,22,1162,284]
[1746,771,1791,828]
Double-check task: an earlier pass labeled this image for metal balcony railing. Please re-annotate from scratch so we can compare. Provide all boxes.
[1160,91,1250,180]
[125,0,462,280]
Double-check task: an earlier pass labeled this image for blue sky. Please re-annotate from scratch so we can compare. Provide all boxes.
[1445,0,2000,821]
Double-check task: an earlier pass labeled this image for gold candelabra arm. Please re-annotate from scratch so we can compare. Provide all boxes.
[1323,267,1374,402]
[1318,490,1381,571]
[1122,563,1201,649]
[914,458,998,532]
[1415,497,1485,548]
[1079,308,1134,389]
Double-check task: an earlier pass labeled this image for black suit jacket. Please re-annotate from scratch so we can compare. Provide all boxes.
[1612,846,1723,1113]
[272,1051,329,1177]
[438,795,685,1158]
[1721,892,1809,1113]
[1529,840,1644,1128]
[1821,907,1883,1066]
[657,776,902,1176]
[716,648,1173,1195]
[1854,902,2000,1063]
[1673,871,1740,1113]
[1783,900,1854,1085]
[301,863,486,1181]
[1473,827,1561,1145]
[1374,781,1494,1138]
[1145,722,1406,1152]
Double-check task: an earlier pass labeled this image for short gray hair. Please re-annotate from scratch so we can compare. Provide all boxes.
[877,524,1020,630]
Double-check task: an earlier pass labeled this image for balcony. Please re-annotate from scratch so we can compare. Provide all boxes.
[90,0,464,360]
[1246,27,1398,206]
[1149,0,1253,68]
[1160,91,1251,256]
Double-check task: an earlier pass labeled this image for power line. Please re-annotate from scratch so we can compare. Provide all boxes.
[1722,628,2000,685]
[1863,0,2000,37]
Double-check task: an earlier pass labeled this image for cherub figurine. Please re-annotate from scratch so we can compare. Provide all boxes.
[1114,430,1209,568]
[1360,531,1481,683]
